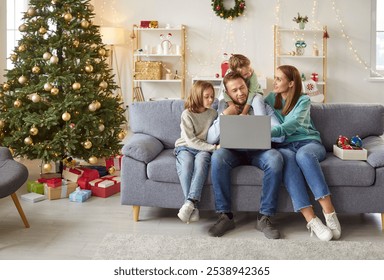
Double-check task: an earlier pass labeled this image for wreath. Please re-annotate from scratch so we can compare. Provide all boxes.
[212,0,246,20]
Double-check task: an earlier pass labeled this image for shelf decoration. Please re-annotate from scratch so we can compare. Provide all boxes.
[292,13,308,29]
[212,0,246,20]
[295,40,307,56]
[160,33,172,55]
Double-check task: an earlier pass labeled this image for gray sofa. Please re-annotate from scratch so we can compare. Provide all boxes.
[121,100,384,229]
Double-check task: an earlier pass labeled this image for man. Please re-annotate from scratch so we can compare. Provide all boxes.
[207,71,283,239]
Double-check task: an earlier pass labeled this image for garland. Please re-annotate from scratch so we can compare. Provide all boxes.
[212,0,246,20]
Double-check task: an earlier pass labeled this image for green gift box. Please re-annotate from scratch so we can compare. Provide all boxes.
[27,180,44,195]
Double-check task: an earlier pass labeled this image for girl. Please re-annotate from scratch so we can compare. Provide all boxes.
[174,81,219,223]
[265,65,341,241]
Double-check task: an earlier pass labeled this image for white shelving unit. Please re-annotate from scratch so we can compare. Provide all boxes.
[131,25,186,101]
[274,25,328,102]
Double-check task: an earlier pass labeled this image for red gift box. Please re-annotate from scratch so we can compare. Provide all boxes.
[89,176,120,198]
[46,178,62,188]
[106,155,122,171]
[77,168,100,190]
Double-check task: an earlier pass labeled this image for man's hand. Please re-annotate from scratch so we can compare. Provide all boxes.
[223,103,243,115]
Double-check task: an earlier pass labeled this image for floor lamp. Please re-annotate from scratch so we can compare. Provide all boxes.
[100,27,125,93]
[100,27,128,128]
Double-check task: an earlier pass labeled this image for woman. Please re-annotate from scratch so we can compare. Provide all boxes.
[265,65,341,241]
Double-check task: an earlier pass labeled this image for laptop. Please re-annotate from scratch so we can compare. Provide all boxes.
[220,115,271,149]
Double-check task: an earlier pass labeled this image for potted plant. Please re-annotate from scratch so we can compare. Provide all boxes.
[293,13,308,29]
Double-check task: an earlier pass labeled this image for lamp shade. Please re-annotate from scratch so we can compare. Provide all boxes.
[100,27,125,45]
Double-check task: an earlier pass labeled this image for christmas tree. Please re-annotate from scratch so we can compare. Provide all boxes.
[0,0,126,172]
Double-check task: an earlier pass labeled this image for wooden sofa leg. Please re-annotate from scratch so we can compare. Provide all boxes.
[11,193,30,228]
[133,205,140,222]
[381,213,384,231]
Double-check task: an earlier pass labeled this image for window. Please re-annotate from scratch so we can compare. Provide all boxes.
[6,0,28,69]
[372,0,384,77]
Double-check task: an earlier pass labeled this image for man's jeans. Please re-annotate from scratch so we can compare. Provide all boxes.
[275,140,331,212]
[210,148,283,216]
[175,146,211,202]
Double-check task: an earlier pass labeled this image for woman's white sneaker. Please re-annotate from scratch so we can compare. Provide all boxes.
[306,217,333,241]
[177,200,195,223]
[323,211,341,240]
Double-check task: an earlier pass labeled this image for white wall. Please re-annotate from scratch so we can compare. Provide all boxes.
[0,0,6,84]
[91,0,384,105]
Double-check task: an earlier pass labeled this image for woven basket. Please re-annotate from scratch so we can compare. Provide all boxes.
[134,61,162,80]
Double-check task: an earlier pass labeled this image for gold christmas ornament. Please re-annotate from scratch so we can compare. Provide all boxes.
[44,82,53,91]
[98,123,105,132]
[39,27,47,34]
[88,4,95,11]
[85,65,93,73]
[51,87,59,95]
[88,156,98,164]
[95,100,101,109]
[43,163,52,172]
[51,0,58,4]
[19,24,27,32]
[18,44,26,52]
[99,81,108,89]
[108,166,116,175]
[18,75,28,84]
[81,19,90,29]
[98,48,106,57]
[0,120,5,129]
[73,40,80,47]
[64,13,73,22]
[118,131,125,140]
[50,55,59,64]
[24,136,33,145]
[88,102,97,112]
[14,99,22,108]
[43,52,52,60]
[31,93,41,103]
[90,43,98,49]
[32,66,41,74]
[62,111,71,121]
[10,54,17,62]
[72,82,81,90]
[2,83,10,91]
[83,139,92,149]
[27,7,36,17]
[29,126,39,136]
[29,128,38,136]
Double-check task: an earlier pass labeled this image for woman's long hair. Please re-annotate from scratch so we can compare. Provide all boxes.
[275,65,303,116]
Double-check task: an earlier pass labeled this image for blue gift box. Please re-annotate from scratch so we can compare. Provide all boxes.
[69,187,92,203]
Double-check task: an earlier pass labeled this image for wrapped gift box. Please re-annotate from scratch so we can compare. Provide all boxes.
[40,172,62,179]
[62,167,83,182]
[77,168,100,190]
[69,187,92,203]
[333,145,367,161]
[27,180,44,195]
[89,176,121,198]
[134,61,162,80]
[21,193,46,203]
[106,155,122,171]
[86,165,109,177]
[45,181,77,200]
[45,178,62,188]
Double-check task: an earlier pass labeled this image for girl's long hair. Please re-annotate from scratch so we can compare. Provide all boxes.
[185,81,214,113]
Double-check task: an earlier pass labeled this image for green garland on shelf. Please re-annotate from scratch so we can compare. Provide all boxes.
[212,0,246,20]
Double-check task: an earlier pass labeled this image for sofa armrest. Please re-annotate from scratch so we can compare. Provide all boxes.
[363,135,384,168]
[122,133,164,163]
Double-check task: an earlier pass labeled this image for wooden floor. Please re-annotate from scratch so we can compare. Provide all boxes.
[0,158,383,260]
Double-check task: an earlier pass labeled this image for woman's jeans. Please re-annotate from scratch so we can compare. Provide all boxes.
[211,148,283,216]
[174,146,211,202]
[275,140,330,212]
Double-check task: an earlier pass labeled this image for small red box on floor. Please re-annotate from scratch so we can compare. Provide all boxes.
[90,176,120,198]
[77,168,100,190]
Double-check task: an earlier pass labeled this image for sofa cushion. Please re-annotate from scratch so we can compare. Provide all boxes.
[363,136,384,168]
[321,153,375,187]
[311,103,384,152]
[122,133,163,163]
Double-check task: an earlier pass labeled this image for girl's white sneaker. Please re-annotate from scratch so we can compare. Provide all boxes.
[307,217,333,241]
[323,211,341,240]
